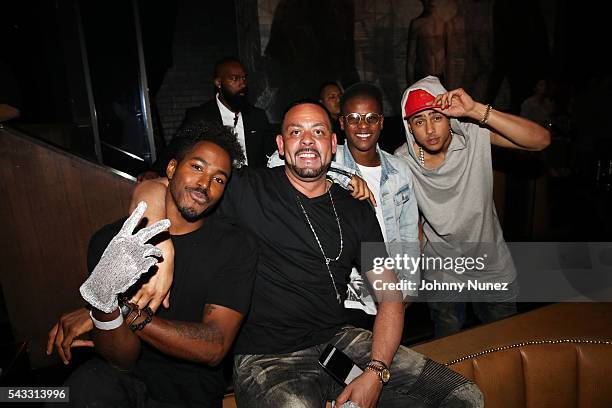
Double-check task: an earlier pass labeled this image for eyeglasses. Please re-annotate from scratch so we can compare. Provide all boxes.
[343,112,383,126]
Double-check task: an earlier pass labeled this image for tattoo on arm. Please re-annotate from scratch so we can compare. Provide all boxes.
[169,321,224,345]
[205,304,216,315]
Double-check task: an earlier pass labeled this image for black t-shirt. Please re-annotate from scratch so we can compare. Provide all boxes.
[218,166,385,354]
[87,216,257,407]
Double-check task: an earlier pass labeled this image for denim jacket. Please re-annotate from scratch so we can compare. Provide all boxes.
[267,146,420,297]
[336,144,419,247]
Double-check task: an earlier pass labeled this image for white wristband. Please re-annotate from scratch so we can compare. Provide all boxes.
[90,309,124,330]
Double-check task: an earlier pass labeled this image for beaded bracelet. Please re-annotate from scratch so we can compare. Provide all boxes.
[129,306,153,331]
[480,104,492,125]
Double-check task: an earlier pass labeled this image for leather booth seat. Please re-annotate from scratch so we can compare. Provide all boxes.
[447,339,612,407]
[413,303,612,408]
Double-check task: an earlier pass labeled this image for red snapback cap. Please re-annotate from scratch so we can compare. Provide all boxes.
[404,89,436,119]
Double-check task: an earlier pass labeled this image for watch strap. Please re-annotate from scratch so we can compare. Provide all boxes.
[365,361,391,384]
[368,359,389,370]
[365,365,384,382]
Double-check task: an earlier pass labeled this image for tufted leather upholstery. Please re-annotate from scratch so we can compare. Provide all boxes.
[413,303,612,408]
[449,341,612,408]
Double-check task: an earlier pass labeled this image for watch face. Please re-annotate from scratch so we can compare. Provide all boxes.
[120,304,131,318]
[381,369,391,383]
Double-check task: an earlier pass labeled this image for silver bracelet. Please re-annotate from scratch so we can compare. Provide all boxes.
[90,309,124,330]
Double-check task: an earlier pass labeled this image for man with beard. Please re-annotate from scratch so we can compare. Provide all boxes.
[179,57,275,167]
[132,101,483,407]
[268,83,420,315]
[141,58,274,181]
[47,123,258,407]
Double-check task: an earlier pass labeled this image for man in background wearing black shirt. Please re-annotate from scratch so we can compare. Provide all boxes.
[48,123,257,407]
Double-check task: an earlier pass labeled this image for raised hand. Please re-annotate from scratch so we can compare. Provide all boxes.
[79,201,171,313]
[429,87,477,119]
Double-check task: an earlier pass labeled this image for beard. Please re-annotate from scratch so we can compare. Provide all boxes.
[288,162,327,179]
[170,183,207,222]
[220,85,248,111]
[288,148,329,179]
[177,205,202,222]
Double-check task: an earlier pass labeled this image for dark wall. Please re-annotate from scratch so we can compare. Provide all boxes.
[2,2,73,123]
[487,0,552,113]
[156,0,239,142]
[261,0,359,121]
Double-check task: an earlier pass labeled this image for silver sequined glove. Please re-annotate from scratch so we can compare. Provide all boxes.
[80,201,171,313]
[340,402,361,408]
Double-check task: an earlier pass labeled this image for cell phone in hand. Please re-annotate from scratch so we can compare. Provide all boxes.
[318,344,363,386]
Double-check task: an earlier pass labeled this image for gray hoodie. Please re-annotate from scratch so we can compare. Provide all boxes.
[395,76,516,285]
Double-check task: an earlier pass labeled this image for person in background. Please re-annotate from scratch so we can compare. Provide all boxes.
[179,57,275,167]
[138,57,274,182]
[319,81,345,144]
[520,78,554,128]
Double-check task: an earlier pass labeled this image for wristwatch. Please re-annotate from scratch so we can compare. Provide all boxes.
[365,360,391,385]
[119,297,137,319]
[120,303,133,319]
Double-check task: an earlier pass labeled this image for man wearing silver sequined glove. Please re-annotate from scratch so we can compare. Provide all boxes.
[79,201,170,313]
[54,123,257,407]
